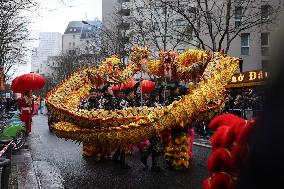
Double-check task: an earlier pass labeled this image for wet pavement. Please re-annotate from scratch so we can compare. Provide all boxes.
[13,114,211,189]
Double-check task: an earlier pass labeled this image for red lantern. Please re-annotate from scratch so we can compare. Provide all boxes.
[141,80,155,93]
[112,85,120,91]
[11,76,24,93]
[119,80,136,90]
[18,73,45,90]
[125,80,136,88]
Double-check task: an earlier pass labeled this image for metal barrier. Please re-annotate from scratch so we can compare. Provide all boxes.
[0,139,14,189]
[223,109,262,119]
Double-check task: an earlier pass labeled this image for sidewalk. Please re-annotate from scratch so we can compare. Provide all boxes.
[8,140,40,189]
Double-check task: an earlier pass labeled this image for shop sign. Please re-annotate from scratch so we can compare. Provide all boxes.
[229,70,268,84]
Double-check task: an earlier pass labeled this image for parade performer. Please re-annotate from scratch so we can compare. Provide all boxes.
[40,97,45,114]
[33,96,39,115]
[112,87,135,169]
[140,90,163,172]
[18,90,34,136]
[82,86,115,161]
[86,88,99,110]
[164,86,193,169]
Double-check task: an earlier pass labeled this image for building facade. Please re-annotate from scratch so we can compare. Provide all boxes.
[227,0,280,72]
[102,0,197,56]
[62,20,101,54]
[31,32,62,76]
[102,0,283,72]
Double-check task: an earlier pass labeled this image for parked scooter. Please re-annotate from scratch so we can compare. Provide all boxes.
[0,110,26,150]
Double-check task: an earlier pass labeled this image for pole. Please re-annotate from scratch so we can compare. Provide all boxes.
[140,72,143,107]
[163,77,167,106]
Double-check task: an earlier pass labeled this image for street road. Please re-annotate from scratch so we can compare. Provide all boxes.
[29,114,211,189]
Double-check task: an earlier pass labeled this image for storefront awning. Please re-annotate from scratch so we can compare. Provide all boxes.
[226,70,268,88]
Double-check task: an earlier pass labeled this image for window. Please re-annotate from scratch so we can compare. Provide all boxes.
[176,19,185,26]
[179,0,188,6]
[261,5,270,20]
[177,49,185,53]
[188,6,197,14]
[153,22,159,30]
[70,28,73,31]
[235,7,242,27]
[74,28,77,32]
[234,0,244,4]
[73,42,75,46]
[69,42,72,46]
[241,33,250,55]
[73,35,75,39]
[261,33,269,56]
[136,7,144,16]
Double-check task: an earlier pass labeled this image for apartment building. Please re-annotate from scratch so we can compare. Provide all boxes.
[102,0,197,56]
[62,20,102,54]
[228,0,279,71]
[102,0,283,72]
[31,32,62,76]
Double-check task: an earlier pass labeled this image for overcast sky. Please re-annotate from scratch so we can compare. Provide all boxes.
[15,0,102,77]
[30,0,102,34]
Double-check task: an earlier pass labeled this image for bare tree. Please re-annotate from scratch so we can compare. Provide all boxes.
[52,49,101,83]
[162,0,284,53]
[99,8,131,64]
[0,0,36,82]
[129,0,191,54]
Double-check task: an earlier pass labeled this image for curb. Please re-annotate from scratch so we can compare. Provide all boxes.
[11,141,41,189]
[193,142,211,148]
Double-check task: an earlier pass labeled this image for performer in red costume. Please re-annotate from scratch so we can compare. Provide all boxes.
[18,90,34,136]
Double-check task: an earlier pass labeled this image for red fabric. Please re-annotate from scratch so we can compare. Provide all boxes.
[202,178,211,189]
[18,97,34,135]
[17,98,25,109]
[209,113,245,131]
[209,172,235,189]
[207,148,231,173]
[160,129,171,148]
[20,110,32,134]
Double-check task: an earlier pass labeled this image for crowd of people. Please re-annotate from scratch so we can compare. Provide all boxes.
[223,87,265,118]
[80,83,188,111]
[79,82,190,171]
[193,87,265,139]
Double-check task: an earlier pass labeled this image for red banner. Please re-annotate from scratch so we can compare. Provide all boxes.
[0,66,4,91]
